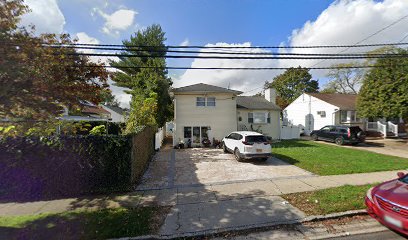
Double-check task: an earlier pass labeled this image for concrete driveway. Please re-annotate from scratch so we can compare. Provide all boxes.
[302,136,408,158]
[137,148,313,190]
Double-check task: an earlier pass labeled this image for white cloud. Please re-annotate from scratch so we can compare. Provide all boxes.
[175,42,279,94]
[74,32,120,66]
[280,0,408,78]
[180,39,190,46]
[108,80,131,109]
[76,32,99,45]
[95,8,137,36]
[20,0,65,34]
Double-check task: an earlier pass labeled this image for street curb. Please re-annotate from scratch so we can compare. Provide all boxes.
[113,209,371,240]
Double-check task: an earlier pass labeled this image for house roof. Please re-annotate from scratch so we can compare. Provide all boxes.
[172,83,243,95]
[236,96,281,110]
[82,105,111,115]
[307,93,357,110]
[103,105,125,115]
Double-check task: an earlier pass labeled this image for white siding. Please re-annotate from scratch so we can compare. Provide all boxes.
[173,93,237,146]
[101,106,125,123]
[284,93,338,135]
[237,109,280,139]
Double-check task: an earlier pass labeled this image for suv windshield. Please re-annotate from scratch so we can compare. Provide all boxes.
[246,136,267,143]
[399,175,408,184]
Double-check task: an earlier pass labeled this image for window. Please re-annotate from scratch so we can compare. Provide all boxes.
[341,110,360,122]
[254,112,266,123]
[184,127,192,138]
[248,113,254,123]
[317,111,326,118]
[207,97,216,106]
[321,126,330,132]
[193,127,200,143]
[249,112,269,124]
[339,128,347,134]
[196,97,216,107]
[232,134,242,140]
[245,135,267,143]
[350,111,356,122]
[196,97,206,106]
[341,111,348,122]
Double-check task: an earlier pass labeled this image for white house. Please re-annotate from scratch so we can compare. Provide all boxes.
[101,105,126,123]
[171,83,281,147]
[283,93,364,135]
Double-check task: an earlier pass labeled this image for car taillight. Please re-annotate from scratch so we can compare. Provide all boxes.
[347,129,351,137]
[242,141,253,145]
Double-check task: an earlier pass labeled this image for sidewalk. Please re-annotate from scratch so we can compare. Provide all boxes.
[158,169,401,236]
[0,169,401,215]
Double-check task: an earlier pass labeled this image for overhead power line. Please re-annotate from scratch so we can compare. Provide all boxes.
[310,13,408,68]
[38,45,392,56]
[3,40,408,50]
[21,44,408,56]
[66,52,408,60]
[80,64,408,70]
[52,42,408,49]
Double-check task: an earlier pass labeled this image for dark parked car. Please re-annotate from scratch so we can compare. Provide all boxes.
[310,125,366,145]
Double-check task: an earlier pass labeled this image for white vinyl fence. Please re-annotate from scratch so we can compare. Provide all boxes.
[280,126,300,139]
[155,127,165,150]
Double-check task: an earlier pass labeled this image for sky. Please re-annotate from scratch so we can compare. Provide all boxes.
[19,0,408,108]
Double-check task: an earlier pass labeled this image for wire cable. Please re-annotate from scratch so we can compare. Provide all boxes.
[3,41,408,50]
[310,13,408,68]
[65,52,408,60]
[81,64,408,70]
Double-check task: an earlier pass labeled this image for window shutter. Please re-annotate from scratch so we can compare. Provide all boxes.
[267,112,271,123]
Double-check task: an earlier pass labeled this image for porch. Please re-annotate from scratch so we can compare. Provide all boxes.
[365,119,407,138]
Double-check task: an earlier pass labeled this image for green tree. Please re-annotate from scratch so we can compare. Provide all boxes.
[265,67,318,109]
[357,47,408,119]
[323,62,364,94]
[99,89,120,107]
[110,24,172,131]
[0,0,109,121]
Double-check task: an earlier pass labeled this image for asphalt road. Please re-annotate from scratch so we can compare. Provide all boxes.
[331,230,407,240]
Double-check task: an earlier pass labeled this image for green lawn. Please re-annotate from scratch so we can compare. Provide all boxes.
[282,184,375,215]
[272,140,408,175]
[0,207,169,239]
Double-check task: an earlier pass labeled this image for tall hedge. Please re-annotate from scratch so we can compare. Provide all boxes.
[0,135,131,202]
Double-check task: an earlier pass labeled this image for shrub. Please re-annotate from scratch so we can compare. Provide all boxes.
[0,135,132,201]
[89,125,107,135]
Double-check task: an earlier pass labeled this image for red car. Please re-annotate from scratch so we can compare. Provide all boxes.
[365,172,408,235]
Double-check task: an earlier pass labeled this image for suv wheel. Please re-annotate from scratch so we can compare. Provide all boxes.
[222,142,228,153]
[234,148,243,162]
[335,137,344,145]
[311,134,318,141]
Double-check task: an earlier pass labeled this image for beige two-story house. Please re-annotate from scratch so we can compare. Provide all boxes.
[172,83,281,147]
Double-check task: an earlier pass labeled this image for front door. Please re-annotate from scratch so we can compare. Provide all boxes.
[192,127,201,146]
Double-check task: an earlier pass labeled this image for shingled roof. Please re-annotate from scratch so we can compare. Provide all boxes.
[172,83,243,95]
[236,96,280,110]
[308,93,357,110]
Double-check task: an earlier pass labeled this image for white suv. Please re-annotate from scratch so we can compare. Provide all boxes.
[222,131,272,162]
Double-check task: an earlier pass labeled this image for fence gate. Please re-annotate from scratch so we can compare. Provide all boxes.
[280,126,300,139]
